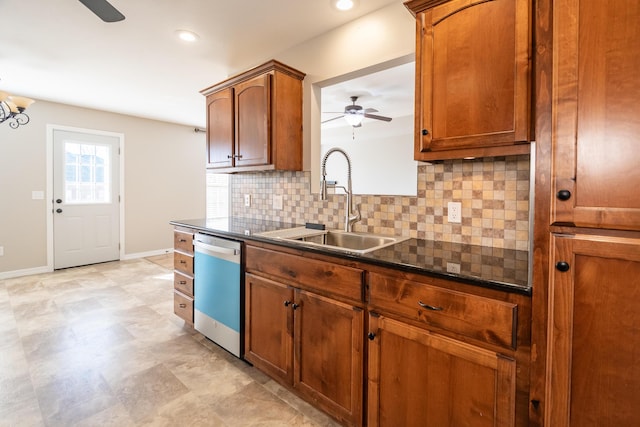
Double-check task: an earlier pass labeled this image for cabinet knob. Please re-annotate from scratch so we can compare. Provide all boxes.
[555,261,570,272]
[227,154,233,159]
[367,332,376,341]
[284,300,291,307]
[291,303,300,310]
[421,129,429,136]
[557,189,571,201]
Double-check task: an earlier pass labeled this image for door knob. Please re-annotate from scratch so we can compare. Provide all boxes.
[56,199,62,204]
[56,208,63,213]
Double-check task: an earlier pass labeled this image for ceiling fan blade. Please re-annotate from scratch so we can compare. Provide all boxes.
[364,113,392,122]
[364,108,379,113]
[321,115,345,124]
[79,0,125,22]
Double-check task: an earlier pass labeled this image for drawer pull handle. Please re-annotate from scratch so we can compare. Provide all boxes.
[179,303,186,308]
[178,281,187,285]
[180,260,186,264]
[418,301,443,311]
[178,238,187,242]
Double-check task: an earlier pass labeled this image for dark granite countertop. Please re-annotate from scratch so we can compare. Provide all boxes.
[170,218,531,295]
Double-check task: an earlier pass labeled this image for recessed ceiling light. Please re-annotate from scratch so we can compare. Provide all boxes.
[331,0,358,11]
[175,30,199,42]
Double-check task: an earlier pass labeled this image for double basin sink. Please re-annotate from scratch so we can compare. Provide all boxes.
[256,226,408,254]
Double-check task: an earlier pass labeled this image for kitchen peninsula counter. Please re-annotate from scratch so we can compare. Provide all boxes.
[170,217,531,295]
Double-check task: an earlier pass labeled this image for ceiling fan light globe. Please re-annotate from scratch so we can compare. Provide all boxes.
[344,113,364,126]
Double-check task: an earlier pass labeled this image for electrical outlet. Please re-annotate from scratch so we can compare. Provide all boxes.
[446,262,461,274]
[273,194,283,210]
[244,194,251,207]
[447,202,462,223]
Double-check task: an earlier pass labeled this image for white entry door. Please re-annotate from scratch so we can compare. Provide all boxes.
[53,128,121,269]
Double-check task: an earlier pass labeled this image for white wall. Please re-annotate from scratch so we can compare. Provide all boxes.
[0,100,205,276]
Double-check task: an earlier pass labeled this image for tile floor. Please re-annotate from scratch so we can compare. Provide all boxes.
[0,255,341,426]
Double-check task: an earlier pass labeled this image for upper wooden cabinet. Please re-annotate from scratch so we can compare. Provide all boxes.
[201,60,305,173]
[405,0,532,161]
[551,0,640,231]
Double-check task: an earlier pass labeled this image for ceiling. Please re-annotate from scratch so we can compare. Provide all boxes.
[0,0,400,128]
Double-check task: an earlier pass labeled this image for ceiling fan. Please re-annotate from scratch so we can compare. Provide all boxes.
[78,0,125,22]
[322,96,392,127]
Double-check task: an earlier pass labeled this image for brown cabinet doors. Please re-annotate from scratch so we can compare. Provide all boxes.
[206,87,234,169]
[552,0,640,230]
[294,290,364,426]
[410,0,531,160]
[244,273,294,384]
[234,74,270,168]
[244,272,364,426]
[368,313,516,427]
[547,234,640,427]
[205,75,270,169]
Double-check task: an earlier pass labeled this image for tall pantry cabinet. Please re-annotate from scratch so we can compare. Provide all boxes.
[532,0,640,425]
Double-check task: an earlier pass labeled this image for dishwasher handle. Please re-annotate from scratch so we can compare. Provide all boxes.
[194,240,240,257]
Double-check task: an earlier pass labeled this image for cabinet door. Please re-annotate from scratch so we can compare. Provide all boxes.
[206,87,234,169]
[552,0,640,230]
[368,314,516,427]
[244,273,294,384]
[546,234,640,426]
[234,74,270,168]
[294,290,364,426]
[413,0,530,160]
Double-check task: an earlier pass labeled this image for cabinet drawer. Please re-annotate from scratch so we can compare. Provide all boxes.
[369,272,517,349]
[174,252,193,276]
[174,271,193,297]
[245,245,364,302]
[174,230,194,255]
[173,291,193,324]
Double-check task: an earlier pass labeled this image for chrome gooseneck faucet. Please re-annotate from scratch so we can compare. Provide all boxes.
[320,147,361,232]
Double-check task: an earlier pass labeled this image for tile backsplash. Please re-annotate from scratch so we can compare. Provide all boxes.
[230,155,531,251]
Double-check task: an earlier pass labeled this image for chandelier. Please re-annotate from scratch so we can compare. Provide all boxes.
[0,91,35,129]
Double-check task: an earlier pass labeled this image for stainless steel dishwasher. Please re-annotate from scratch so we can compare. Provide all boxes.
[193,233,242,357]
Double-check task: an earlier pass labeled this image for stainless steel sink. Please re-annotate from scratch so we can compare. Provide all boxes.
[257,227,408,254]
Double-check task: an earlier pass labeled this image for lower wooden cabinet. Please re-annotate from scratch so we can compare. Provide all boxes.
[173,229,194,326]
[244,273,293,383]
[245,272,364,426]
[367,313,516,427]
[546,234,640,426]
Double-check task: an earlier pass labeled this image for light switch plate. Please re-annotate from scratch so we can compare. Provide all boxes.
[32,190,44,200]
[244,194,251,207]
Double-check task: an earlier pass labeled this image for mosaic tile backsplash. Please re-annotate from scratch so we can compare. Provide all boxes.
[230,155,531,251]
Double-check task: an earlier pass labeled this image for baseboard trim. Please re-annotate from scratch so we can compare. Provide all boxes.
[121,248,174,260]
[0,265,52,280]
